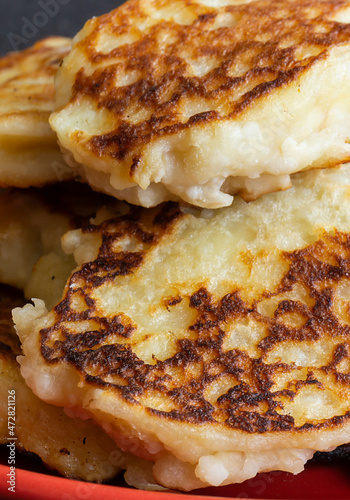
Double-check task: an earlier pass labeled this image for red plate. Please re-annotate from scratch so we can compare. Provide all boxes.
[1,448,350,500]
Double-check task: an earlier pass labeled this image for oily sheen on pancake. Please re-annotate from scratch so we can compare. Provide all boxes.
[0,37,73,187]
[15,164,350,490]
[50,0,350,208]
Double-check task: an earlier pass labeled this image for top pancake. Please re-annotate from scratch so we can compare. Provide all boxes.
[51,0,350,207]
[14,163,350,490]
[0,37,73,187]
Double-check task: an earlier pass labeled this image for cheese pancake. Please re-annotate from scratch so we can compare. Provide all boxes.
[15,164,350,491]
[0,188,75,303]
[51,0,350,208]
[0,284,122,482]
[0,37,73,187]
[0,184,114,309]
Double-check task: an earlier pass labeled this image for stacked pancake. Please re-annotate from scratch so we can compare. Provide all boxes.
[2,0,350,492]
[0,37,73,187]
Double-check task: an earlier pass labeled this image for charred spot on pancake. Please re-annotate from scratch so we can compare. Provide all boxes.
[163,295,183,311]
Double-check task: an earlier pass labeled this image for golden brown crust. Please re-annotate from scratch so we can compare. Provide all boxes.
[0,36,68,72]
[0,37,71,115]
[0,37,74,187]
[65,0,350,165]
[38,201,350,434]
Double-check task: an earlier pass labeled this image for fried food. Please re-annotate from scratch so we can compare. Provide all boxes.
[0,184,114,309]
[0,37,73,187]
[14,163,350,490]
[0,187,75,305]
[0,284,121,482]
[50,0,350,208]
[0,281,160,488]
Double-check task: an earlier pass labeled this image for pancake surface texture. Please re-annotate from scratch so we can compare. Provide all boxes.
[14,164,350,490]
[0,285,122,482]
[0,188,161,489]
[51,0,350,208]
[0,37,73,186]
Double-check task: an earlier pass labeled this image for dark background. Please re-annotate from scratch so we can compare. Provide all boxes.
[0,0,126,56]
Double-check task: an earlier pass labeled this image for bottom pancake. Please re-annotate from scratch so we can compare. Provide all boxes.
[14,164,350,490]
